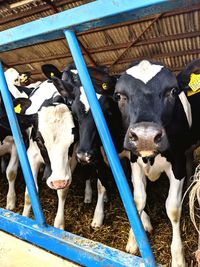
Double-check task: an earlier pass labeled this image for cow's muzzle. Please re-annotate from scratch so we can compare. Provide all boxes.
[125,122,168,157]
[76,151,94,165]
[46,177,71,190]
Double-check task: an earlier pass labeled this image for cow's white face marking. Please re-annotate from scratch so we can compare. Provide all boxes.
[5,68,28,98]
[38,104,75,188]
[70,69,78,74]
[80,86,101,113]
[126,60,163,84]
[5,68,20,85]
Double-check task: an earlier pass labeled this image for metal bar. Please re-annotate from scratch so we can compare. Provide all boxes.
[64,29,157,267]
[2,0,199,52]
[76,2,200,35]
[0,209,161,267]
[0,62,46,227]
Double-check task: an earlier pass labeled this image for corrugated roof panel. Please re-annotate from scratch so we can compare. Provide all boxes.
[0,1,199,82]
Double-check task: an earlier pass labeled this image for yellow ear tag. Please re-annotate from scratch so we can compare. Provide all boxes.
[14,104,22,114]
[50,72,54,77]
[102,83,107,90]
[187,73,200,96]
[20,76,28,82]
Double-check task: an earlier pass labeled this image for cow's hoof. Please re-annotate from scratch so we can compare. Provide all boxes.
[141,212,153,233]
[84,196,92,204]
[6,195,16,210]
[54,219,65,230]
[126,241,138,254]
[171,246,185,267]
[91,216,104,228]
[103,193,108,203]
[6,202,15,210]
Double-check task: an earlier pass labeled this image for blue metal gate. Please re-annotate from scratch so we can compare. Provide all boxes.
[0,1,195,266]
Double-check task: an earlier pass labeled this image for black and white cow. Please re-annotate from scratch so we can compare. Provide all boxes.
[177,59,200,171]
[0,68,33,210]
[9,76,78,230]
[114,59,200,267]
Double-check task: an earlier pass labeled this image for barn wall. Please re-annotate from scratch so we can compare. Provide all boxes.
[0,231,79,267]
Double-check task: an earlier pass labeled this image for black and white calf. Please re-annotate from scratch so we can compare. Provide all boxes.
[15,78,78,230]
[114,60,200,267]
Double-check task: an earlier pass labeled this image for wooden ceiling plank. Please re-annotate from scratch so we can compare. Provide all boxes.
[109,13,164,68]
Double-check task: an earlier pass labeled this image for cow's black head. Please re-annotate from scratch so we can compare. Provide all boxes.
[115,60,179,158]
[71,87,122,165]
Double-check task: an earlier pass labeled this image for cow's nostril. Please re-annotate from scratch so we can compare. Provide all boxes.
[129,130,138,142]
[77,152,93,164]
[154,132,163,144]
[50,180,68,190]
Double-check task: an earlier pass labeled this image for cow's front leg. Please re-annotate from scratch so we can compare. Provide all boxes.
[165,166,185,267]
[126,162,147,254]
[84,179,92,203]
[22,142,42,217]
[91,179,106,228]
[54,187,68,229]
[6,144,19,210]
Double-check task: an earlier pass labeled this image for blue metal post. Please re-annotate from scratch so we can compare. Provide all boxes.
[64,30,156,267]
[0,62,45,227]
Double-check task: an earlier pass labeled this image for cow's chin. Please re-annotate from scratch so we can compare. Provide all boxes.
[138,150,157,158]
[124,143,158,158]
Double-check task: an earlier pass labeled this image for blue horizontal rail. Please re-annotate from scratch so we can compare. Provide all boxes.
[0,209,162,267]
[0,0,198,52]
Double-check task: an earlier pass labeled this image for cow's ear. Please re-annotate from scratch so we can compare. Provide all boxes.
[23,72,31,78]
[41,64,62,79]
[13,98,32,114]
[53,78,75,99]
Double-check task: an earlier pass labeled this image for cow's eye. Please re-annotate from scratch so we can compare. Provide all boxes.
[114,93,121,101]
[165,88,178,98]
[114,92,127,102]
[170,88,178,97]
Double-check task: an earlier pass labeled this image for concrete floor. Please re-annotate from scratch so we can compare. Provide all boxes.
[0,231,79,267]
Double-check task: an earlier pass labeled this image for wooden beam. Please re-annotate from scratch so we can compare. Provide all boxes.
[24,47,198,77]
[5,30,200,67]
[43,0,60,14]
[78,40,96,67]
[0,0,82,25]
[86,30,200,53]
[109,13,164,68]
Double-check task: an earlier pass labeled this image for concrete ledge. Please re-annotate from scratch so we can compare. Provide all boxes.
[0,231,79,267]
